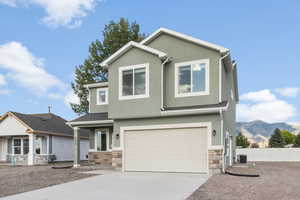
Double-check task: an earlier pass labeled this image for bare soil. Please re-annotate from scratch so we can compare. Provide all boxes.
[0,163,103,197]
[188,162,300,200]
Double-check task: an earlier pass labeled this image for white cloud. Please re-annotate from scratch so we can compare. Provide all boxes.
[240,89,276,102]
[0,0,99,28]
[0,41,66,95]
[275,87,299,98]
[238,89,297,123]
[64,90,79,107]
[0,74,6,86]
[0,0,17,7]
[0,89,10,95]
[288,121,300,126]
[48,93,63,100]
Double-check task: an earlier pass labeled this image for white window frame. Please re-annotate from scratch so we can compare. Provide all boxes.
[35,136,43,155]
[175,59,209,98]
[230,89,234,101]
[94,128,110,152]
[12,137,29,155]
[118,63,149,100]
[96,87,108,105]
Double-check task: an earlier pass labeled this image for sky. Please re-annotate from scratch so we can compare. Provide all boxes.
[0,0,299,124]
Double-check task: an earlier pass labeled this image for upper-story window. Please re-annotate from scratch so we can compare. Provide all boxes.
[175,59,209,97]
[119,63,149,100]
[97,88,108,105]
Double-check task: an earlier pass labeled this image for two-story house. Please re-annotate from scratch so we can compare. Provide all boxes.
[67,28,239,174]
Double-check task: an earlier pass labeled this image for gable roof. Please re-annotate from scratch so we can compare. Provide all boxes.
[141,27,229,54]
[0,112,89,137]
[100,41,167,67]
[69,112,110,123]
[67,112,113,126]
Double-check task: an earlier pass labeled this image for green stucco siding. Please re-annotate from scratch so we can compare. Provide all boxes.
[147,33,222,108]
[108,47,162,119]
[222,66,236,167]
[89,87,109,113]
[112,114,222,148]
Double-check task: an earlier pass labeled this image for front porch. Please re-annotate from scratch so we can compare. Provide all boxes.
[67,113,121,168]
[0,134,52,165]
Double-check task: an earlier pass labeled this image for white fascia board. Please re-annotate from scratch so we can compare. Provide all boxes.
[66,120,114,127]
[232,62,239,103]
[141,27,229,54]
[100,41,167,67]
[160,104,229,116]
[84,82,108,89]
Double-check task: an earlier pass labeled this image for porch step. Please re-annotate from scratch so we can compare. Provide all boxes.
[0,161,10,166]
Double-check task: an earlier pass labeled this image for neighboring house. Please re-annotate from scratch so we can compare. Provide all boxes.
[68,28,239,174]
[0,111,89,165]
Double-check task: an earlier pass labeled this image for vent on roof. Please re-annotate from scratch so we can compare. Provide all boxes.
[39,115,52,121]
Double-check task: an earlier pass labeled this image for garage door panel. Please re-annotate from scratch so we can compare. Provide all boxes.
[124,127,208,173]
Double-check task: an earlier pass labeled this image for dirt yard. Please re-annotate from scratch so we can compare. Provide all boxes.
[0,163,103,197]
[188,162,300,200]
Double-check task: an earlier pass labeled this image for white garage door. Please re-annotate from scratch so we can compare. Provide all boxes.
[124,127,208,173]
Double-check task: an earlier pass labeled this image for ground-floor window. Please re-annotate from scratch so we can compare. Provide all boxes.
[35,136,43,154]
[13,138,29,155]
[95,129,109,151]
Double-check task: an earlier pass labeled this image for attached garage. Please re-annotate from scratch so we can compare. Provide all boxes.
[123,126,208,173]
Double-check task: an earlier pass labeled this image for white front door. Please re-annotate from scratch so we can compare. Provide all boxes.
[0,138,7,161]
[95,129,109,151]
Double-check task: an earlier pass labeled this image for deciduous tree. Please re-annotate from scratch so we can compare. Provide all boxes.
[236,132,250,148]
[293,133,300,147]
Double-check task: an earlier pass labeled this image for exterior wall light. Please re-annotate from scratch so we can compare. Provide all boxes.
[116,134,120,140]
[212,130,217,136]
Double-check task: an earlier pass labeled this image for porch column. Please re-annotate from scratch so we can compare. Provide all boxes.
[46,135,50,155]
[73,127,80,167]
[28,134,36,165]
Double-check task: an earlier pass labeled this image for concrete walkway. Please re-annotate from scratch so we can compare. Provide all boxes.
[1,170,209,200]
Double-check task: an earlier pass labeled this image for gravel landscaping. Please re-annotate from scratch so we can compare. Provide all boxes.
[0,163,104,197]
[188,162,300,200]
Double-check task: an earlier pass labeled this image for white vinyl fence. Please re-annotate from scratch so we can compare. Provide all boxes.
[236,148,300,162]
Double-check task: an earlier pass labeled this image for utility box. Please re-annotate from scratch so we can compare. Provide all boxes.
[238,154,247,163]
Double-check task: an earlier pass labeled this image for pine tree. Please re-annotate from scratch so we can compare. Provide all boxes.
[269,128,286,148]
[71,18,146,114]
[293,134,300,147]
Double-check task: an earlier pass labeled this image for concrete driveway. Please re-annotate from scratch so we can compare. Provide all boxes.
[1,170,209,200]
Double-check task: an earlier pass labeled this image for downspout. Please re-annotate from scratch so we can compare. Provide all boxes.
[220,110,225,173]
[219,52,230,103]
[161,57,171,110]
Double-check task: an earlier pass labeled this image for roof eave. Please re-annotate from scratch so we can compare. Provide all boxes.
[100,41,167,68]
[66,120,114,127]
[160,103,229,117]
[141,27,229,54]
[84,82,108,89]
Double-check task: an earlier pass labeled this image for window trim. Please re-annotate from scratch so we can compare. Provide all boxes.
[118,63,149,100]
[96,87,108,105]
[94,128,110,152]
[12,137,29,155]
[174,59,210,98]
[35,136,43,155]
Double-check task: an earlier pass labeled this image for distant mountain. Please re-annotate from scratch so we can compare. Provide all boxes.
[236,120,300,143]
